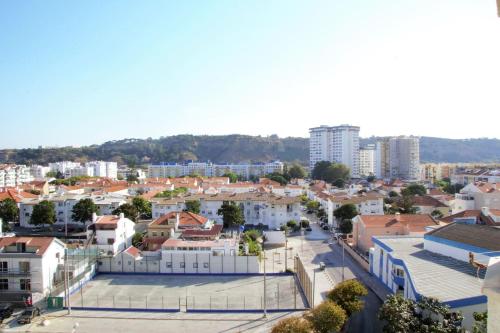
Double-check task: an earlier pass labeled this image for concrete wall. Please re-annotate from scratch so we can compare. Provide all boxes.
[97,252,259,274]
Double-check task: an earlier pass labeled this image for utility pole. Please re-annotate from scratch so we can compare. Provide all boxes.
[284,237,288,271]
[312,268,316,307]
[263,244,267,318]
[64,248,71,314]
[341,240,345,282]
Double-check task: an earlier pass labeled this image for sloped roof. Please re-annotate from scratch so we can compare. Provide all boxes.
[426,223,500,251]
[0,237,57,256]
[359,214,437,232]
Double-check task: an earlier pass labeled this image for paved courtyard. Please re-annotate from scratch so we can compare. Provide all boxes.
[70,273,307,311]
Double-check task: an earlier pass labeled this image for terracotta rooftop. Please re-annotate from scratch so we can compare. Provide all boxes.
[359,214,437,232]
[150,211,208,227]
[410,195,448,208]
[0,188,39,203]
[181,224,223,238]
[124,246,141,258]
[0,237,58,256]
[95,215,120,225]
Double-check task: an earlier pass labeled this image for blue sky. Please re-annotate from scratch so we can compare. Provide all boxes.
[1,0,499,148]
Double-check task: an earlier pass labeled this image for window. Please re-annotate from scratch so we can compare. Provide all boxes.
[193,263,198,268]
[17,243,26,253]
[0,262,7,272]
[107,238,114,245]
[19,262,30,273]
[203,263,209,268]
[180,262,185,268]
[20,279,31,291]
[166,262,172,268]
[152,232,157,237]
[0,279,8,290]
[128,261,132,265]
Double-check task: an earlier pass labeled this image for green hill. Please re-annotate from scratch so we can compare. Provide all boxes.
[0,135,498,166]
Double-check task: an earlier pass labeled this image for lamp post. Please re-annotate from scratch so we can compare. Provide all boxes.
[341,239,345,282]
[259,236,267,319]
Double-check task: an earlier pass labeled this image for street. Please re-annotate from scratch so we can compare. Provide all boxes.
[297,214,384,333]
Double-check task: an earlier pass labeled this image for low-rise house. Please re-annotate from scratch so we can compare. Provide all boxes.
[410,195,450,216]
[453,182,500,214]
[0,236,66,304]
[438,207,500,226]
[482,259,500,333]
[90,213,135,256]
[370,223,500,331]
[352,213,437,255]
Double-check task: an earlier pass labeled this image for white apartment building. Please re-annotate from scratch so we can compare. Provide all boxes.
[19,194,127,228]
[47,161,118,179]
[376,136,420,181]
[0,165,33,187]
[0,236,66,302]
[152,193,302,229]
[49,161,81,175]
[452,182,500,214]
[148,161,284,179]
[309,125,360,178]
[359,145,375,177]
[90,213,135,256]
[30,165,51,180]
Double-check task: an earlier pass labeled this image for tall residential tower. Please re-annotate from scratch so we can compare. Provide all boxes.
[309,124,360,178]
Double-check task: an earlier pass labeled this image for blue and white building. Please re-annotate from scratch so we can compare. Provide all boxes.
[370,222,500,330]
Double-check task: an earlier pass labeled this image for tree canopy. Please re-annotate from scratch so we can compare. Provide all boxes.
[287,163,307,179]
[326,279,368,317]
[222,172,238,183]
[184,200,201,214]
[379,295,464,333]
[132,197,152,219]
[217,201,245,230]
[265,173,288,185]
[30,200,56,226]
[305,300,347,333]
[333,204,358,221]
[312,161,350,184]
[112,203,139,222]
[401,184,426,196]
[0,198,19,223]
[71,198,99,223]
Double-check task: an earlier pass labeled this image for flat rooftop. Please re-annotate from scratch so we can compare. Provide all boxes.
[380,237,484,303]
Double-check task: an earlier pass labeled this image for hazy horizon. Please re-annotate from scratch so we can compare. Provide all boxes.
[1,0,499,148]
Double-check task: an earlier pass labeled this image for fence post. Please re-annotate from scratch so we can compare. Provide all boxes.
[209,296,212,310]
[227,295,229,310]
[178,297,181,311]
[193,296,195,310]
[145,296,148,309]
[129,296,131,308]
[113,296,115,308]
[162,296,164,309]
[277,283,280,309]
[243,296,246,310]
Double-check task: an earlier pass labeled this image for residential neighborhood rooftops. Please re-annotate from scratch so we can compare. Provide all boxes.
[375,236,485,303]
[425,223,500,251]
[410,195,448,208]
[162,238,236,249]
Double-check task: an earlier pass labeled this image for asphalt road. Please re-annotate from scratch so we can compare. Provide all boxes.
[302,215,383,333]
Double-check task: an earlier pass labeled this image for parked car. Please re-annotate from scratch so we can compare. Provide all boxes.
[0,303,14,323]
[305,227,312,232]
[322,225,330,231]
[17,307,40,325]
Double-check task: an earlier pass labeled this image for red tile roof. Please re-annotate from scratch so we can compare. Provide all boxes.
[359,214,437,232]
[150,211,208,227]
[0,237,57,256]
[95,215,120,225]
[181,224,223,238]
[411,195,448,208]
[0,188,39,203]
[124,246,140,258]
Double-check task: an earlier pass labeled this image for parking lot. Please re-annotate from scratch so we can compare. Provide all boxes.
[70,273,307,311]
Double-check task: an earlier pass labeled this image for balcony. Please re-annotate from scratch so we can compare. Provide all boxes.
[0,269,31,277]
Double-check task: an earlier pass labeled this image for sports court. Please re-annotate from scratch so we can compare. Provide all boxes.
[70,273,307,311]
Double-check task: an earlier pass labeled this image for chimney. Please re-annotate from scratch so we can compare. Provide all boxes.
[481,207,490,217]
[92,213,98,223]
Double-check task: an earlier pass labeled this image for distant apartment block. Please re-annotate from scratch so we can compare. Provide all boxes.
[47,161,118,179]
[148,161,284,179]
[309,124,360,178]
[375,136,420,181]
[359,144,375,177]
[0,164,33,188]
